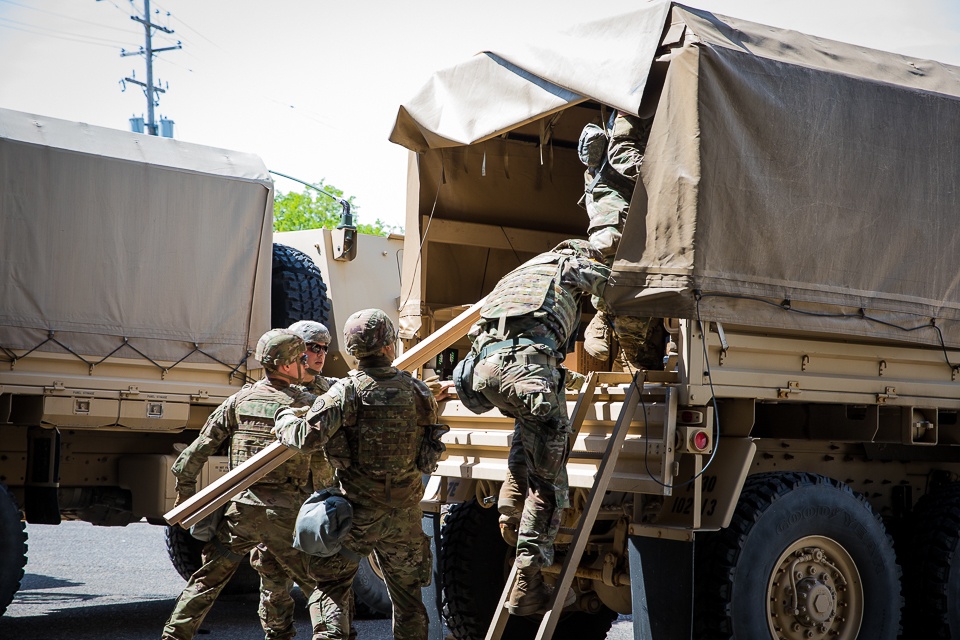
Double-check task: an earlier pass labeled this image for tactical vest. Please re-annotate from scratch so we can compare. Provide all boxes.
[348,369,419,479]
[231,383,310,486]
[479,253,580,342]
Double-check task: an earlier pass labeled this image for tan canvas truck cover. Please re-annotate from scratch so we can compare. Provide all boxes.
[0,107,273,367]
[390,1,960,351]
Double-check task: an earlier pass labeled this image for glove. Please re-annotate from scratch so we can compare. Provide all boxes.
[417,423,450,474]
[423,374,442,395]
[273,407,308,449]
[564,369,587,391]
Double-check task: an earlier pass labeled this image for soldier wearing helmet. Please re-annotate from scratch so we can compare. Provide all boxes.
[462,241,610,616]
[287,319,340,487]
[162,329,327,640]
[274,309,446,640]
[577,110,666,372]
[252,320,359,640]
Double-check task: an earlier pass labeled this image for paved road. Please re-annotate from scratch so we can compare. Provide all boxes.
[1,520,634,639]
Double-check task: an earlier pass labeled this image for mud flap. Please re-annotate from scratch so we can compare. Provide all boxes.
[629,535,693,640]
[25,426,60,524]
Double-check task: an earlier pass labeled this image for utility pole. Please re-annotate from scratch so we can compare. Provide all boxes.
[119,0,181,136]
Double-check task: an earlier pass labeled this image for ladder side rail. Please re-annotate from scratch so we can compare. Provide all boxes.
[484,371,602,640]
[535,377,648,639]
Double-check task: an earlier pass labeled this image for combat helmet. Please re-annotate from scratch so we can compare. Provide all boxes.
[552,239,603,262]
[288,320,332,345]
[343,308,395,358]
[254,328,306,369]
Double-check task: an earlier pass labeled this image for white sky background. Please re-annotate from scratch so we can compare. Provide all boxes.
[1,0,959,231]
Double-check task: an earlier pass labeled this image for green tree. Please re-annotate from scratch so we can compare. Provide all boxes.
[273,179,400,236]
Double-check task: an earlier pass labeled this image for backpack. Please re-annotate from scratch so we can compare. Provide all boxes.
[452,352,494,415]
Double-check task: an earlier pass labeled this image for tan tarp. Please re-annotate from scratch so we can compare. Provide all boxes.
[0,108,273,365]
[391,2,960,349]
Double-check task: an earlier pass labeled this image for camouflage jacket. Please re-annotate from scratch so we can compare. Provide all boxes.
[281,356,439,509]
[472,252,610,357]
[299,374,340,490]
[172,377,315,510]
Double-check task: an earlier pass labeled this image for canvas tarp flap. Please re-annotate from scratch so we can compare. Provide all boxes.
[389,0,671,153]
[607,5,960,348]
[0,108,273,365]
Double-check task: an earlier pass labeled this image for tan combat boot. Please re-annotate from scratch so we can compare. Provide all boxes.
[507,565,576,616]
[507,565,548,616]
[583,311,612,361]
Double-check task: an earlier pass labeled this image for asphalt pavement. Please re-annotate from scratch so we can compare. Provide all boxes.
[0,520,633,639]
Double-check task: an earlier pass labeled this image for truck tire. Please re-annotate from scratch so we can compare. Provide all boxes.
[164,525,260,594]
[271,243,331,328]
[695,472,901,640]
[0,483,27,616]
[353,555,391,619]
[439,499,616,640]
[902,481,960,638]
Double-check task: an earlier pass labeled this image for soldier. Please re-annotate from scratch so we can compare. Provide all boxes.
[273,309,444,640]
[161,329,323,640]
[251,320,353,640]
[578,110,666,372]
[465,240,609,616]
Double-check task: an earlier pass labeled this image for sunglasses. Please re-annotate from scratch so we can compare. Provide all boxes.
[307,343,329,354]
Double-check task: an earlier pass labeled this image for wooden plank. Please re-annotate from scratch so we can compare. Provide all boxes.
[395,296,486,372]
[426,218,576,255]
[164,297,485,527]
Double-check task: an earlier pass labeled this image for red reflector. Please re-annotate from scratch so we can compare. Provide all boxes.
[693,431,709,451]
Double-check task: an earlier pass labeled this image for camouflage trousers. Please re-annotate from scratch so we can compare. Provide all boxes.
[161,501,319,640]
[614,315,666,371]
[252,546,358,640]
[585,185,629,260]
[307,504,431,640]
[473,345,572,568]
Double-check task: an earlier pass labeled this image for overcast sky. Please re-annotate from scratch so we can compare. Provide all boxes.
[2,0,959,231]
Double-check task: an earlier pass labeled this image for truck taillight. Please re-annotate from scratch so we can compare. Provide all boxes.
[677,426,713,454]
[693,430,709,451]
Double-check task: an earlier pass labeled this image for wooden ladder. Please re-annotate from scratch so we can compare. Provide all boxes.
[484,370,676,640]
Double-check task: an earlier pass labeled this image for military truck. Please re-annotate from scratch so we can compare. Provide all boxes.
[388,3,960,639]
[0,107,401,616]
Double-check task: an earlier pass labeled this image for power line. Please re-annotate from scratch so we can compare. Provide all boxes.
[0,0,134,34]
[0,18,125,49]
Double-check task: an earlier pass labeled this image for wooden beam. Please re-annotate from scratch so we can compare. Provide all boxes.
[425,217,578,254]
[165,296,485,527]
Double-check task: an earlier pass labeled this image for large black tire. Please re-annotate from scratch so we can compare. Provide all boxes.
[164,525,260,594]
[439,499,616,640]
[353,555,391,619]
[903,481,960,638]
[271,243,331,329]
[695,472,902,640]
[0,483,27,615]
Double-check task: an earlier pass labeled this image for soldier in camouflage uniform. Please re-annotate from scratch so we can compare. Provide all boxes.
[274,309,443,640]
[161,329,322,640]
[578,111,666,372]
[466,240,609,616]
[252,320,354,640]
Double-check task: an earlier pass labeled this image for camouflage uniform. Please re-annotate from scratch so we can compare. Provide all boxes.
[468,241,609,571]
[579,112,665,370]
[275,309,441,640]
[254,319,348,640]
[161,377,319,640]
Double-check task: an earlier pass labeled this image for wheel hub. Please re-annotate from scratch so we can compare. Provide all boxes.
[766,538,863,640]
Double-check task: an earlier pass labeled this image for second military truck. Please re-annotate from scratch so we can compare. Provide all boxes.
[389,3,960,639]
